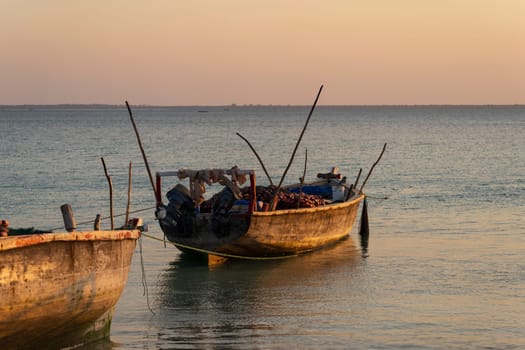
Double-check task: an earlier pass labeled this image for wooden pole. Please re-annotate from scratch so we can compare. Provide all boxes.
[344,183,355,201]
[270,85,323,210]
[94,214,101,230]
[360,143,387,192]
[297,148,307,209]
[101,157,114,230]
[236,132,273,186]
[124,162,132,227]
[353,168,362,189]
[249,172,257,213]
[126,101,157,198]
[60,204,77,232]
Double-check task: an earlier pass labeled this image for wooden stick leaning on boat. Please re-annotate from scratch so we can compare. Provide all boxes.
[297,148,308,209]
[357,143,387,257]
[360,143,387,192]
[126,101,157,198]
[100,157,114,230]
[353,168,362,189]
[236,132,274,186]
[270,85,324,210]
[344,183,355,202]
[125,162,132,227]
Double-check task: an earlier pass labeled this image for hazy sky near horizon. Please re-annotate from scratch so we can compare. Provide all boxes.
[1,1,524,105]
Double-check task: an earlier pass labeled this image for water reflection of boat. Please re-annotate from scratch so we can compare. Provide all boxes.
[0,230,140,349]
[159,237,361,308]
[152,239,363,347]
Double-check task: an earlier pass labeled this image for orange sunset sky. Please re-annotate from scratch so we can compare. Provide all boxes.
[1,1,523,105]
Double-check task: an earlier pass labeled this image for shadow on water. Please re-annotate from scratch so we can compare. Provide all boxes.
[150,237,367,348]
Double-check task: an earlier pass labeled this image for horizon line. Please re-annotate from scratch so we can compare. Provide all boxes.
[1,103,524,108]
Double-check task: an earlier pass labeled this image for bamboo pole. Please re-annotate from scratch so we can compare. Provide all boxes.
[101,157,114,230]
[353,168,362,189]
[270,85,323,210]
[126,101,157,198]
[236,132,273,186]
[360,143,387,192]
[124,162,132,228]
[297,148,308,209]
[344,183,354,201]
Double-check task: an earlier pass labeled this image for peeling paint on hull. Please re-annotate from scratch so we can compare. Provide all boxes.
[0,230,140,349]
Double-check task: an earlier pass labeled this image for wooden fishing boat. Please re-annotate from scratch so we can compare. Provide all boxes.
[155,167,365,259]
[125,87,384,261]
[0,229,140,349]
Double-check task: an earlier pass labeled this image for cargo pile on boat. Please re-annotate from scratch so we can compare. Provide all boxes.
[198,185,326,213]
[247,186,325,210]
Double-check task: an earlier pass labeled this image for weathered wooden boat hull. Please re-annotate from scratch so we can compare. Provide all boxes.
[218,193,364,256]
[0,230,140,349]
[162,193,364,258]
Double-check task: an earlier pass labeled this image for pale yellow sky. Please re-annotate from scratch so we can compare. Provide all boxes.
[1,0,523,105]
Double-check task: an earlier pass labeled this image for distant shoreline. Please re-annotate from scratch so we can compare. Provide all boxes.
[1,104,523,108]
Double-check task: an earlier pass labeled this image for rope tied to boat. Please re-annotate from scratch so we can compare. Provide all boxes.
[141,232,315,261]
[48,206,157,231]
[138,237,155,315]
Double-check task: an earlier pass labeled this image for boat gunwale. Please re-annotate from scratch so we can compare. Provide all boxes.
[0,229,141,252]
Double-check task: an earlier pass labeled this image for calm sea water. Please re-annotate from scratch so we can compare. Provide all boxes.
[1,105,524,349]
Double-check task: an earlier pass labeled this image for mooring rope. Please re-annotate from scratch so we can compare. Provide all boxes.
[138,237,155,315]
[141,232,315,261]
[49,206,157,231]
